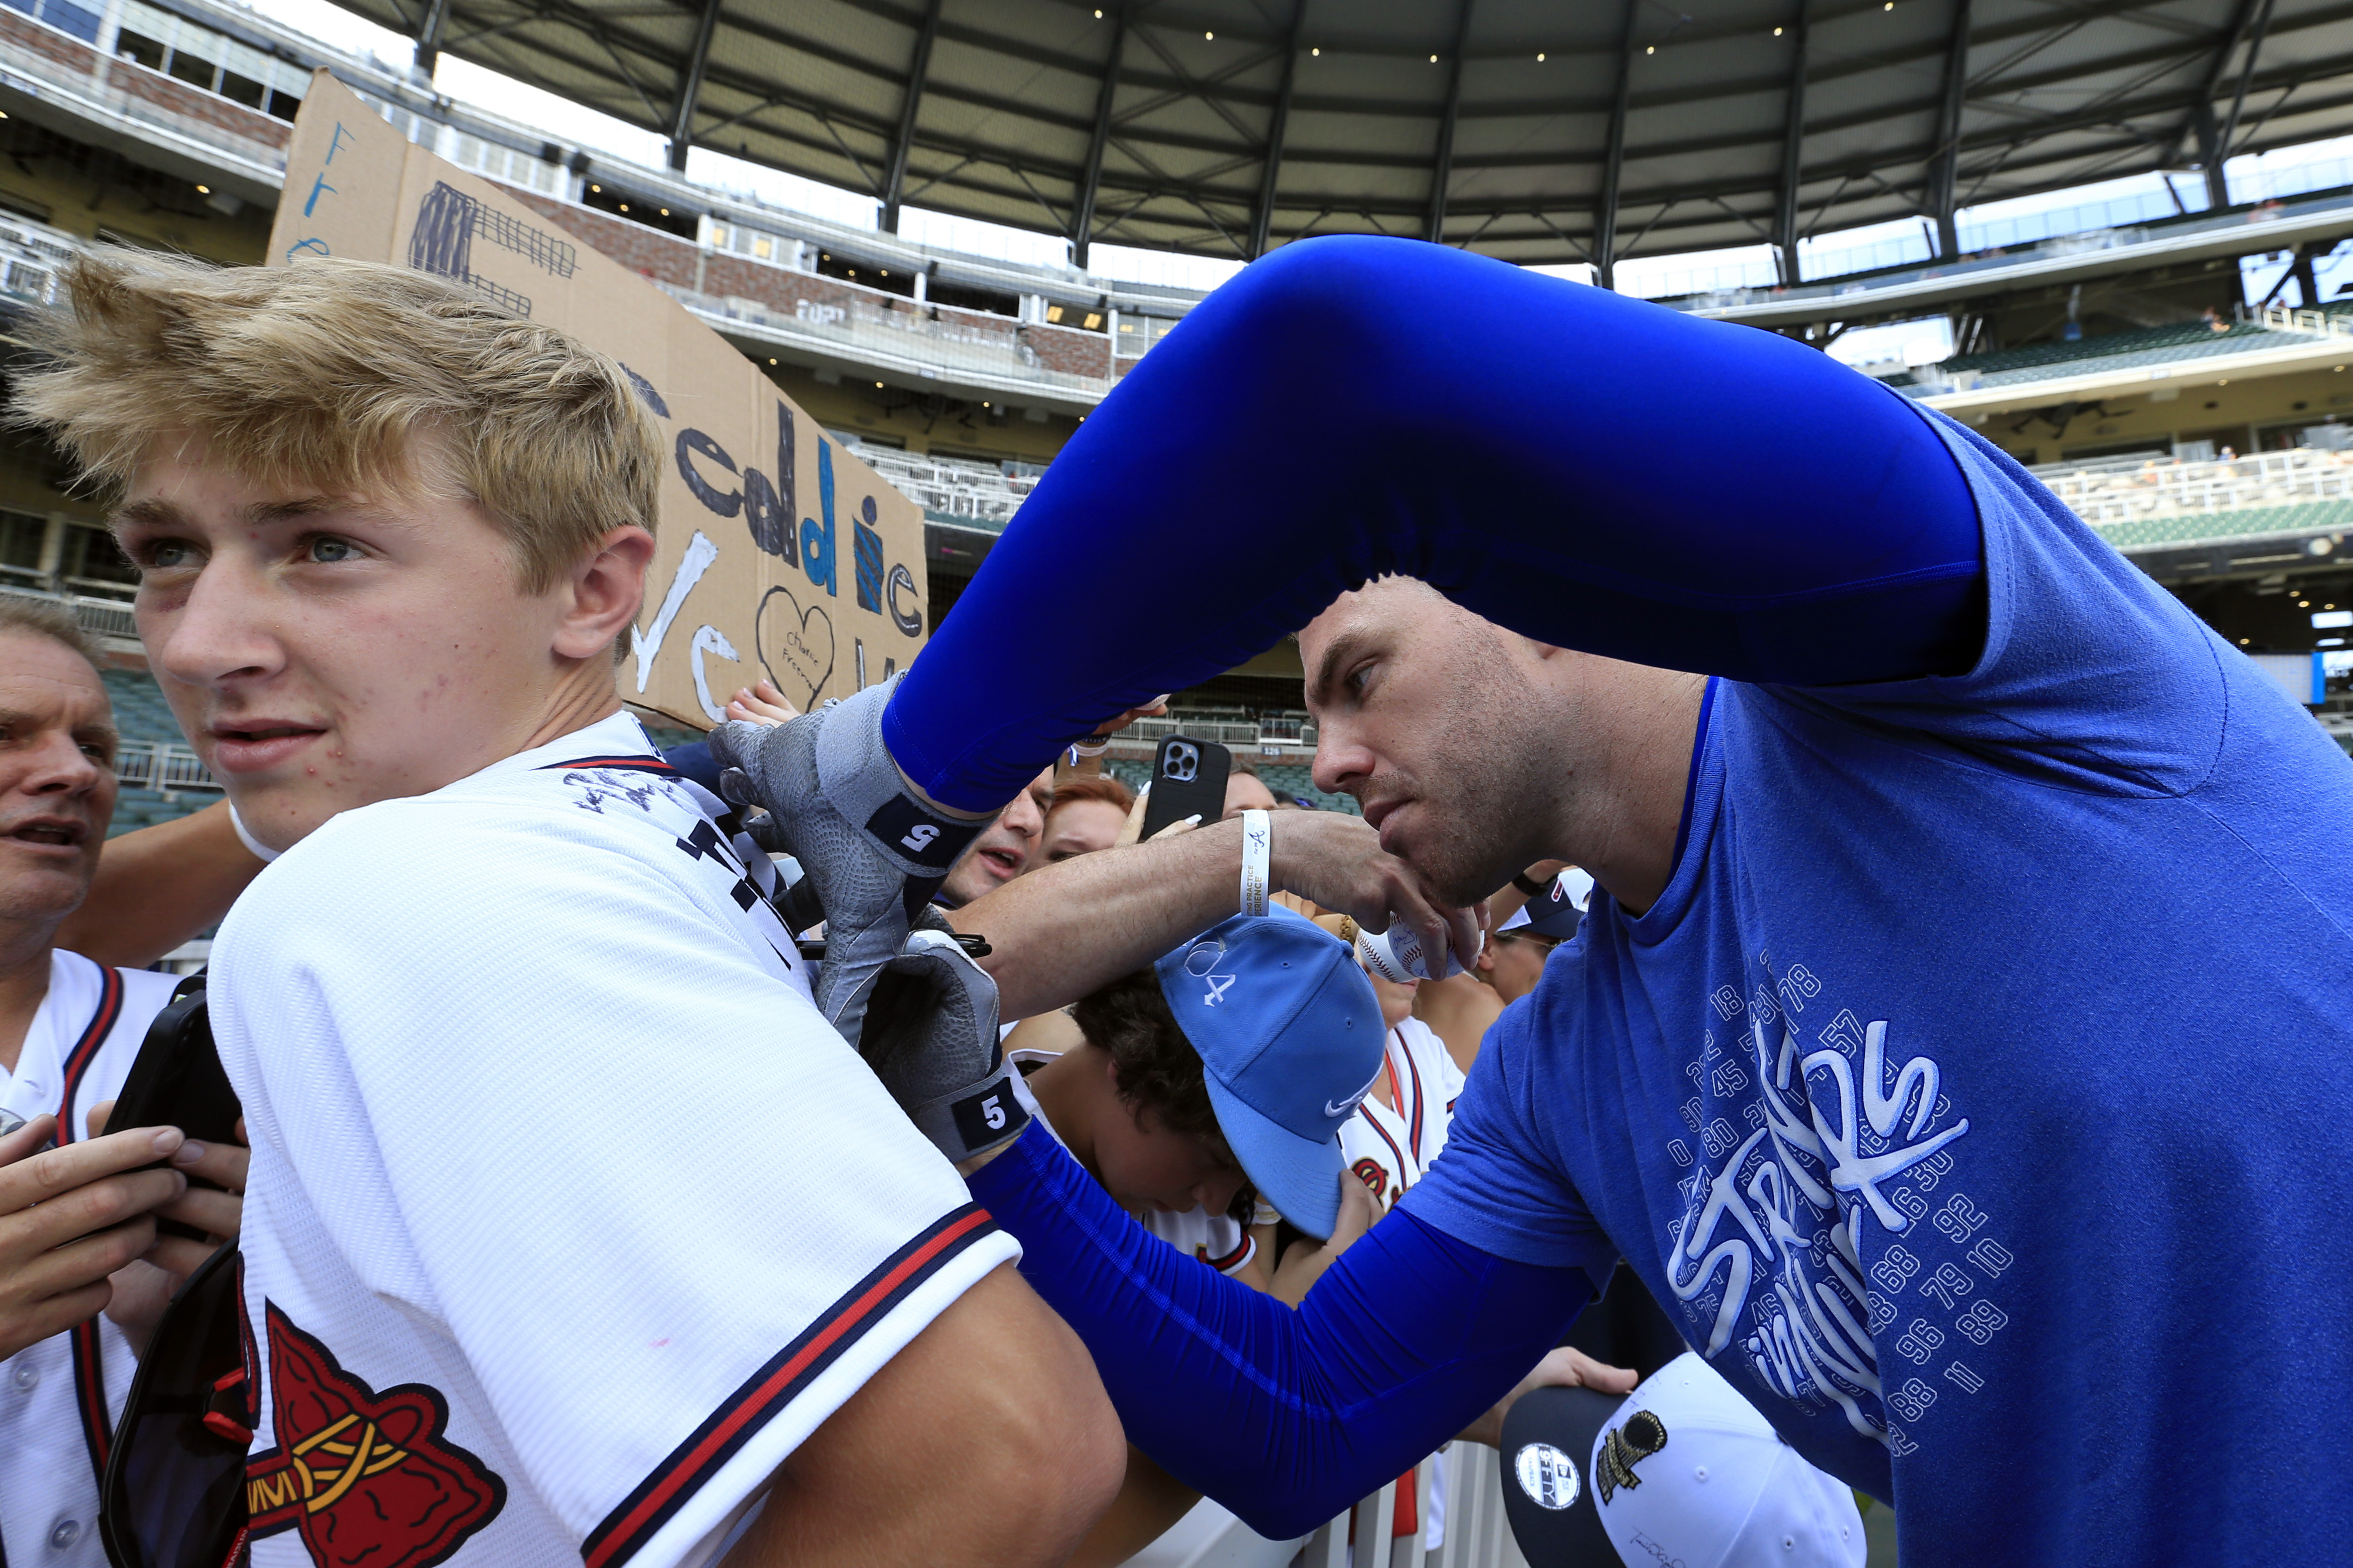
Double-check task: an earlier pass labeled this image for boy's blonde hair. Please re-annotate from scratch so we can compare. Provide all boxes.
[10,250,660,593]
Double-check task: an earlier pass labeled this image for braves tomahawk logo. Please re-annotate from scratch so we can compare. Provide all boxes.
[246,1302,505,1567]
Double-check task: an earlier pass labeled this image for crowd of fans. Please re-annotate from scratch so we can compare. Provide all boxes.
[0,250,1877,1568]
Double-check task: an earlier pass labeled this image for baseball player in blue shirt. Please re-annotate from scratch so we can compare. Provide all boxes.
[714,235,2353,1565]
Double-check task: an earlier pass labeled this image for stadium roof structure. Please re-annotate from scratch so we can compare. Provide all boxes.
[337,0,2353,284]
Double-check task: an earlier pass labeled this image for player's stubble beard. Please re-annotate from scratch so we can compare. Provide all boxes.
[1366,627,1568,909]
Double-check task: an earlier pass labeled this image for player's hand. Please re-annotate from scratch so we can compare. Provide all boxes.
[0,1114,191,1361]
[1088,696,1169,738]
[1456,1346,1640,1448]
[1270,1172,1382,1307]
[859,924,1029,1164]
[724,678,799,727]
[709,676,993,1047]
[1266,812,1481,973]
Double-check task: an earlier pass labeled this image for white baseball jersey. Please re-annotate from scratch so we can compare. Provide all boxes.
[211,712,1015,1568]
[1340,1017,1465,1210]
[1009,1050,1256,1278]
[0,949,178,1567]
[1340,1016,1465,1552]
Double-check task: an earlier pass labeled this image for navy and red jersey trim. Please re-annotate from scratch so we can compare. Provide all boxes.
[1397,1034,1427,1154]
[57,961,125,1481]
[538,755,678,776]
[582,1203,1001,1568]
[1199,1233,1253,1273]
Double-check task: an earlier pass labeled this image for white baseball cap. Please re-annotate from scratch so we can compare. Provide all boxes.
[1588,1354,1865,1568]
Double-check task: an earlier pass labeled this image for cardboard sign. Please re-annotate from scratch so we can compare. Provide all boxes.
[266,71,929,728]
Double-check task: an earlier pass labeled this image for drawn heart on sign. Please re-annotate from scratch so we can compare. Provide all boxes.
[757,585,836,710]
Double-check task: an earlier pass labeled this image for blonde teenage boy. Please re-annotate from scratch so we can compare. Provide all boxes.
[14,252,1120,1568]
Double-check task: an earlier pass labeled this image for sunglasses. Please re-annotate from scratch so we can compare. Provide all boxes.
[100,1238,252,1568]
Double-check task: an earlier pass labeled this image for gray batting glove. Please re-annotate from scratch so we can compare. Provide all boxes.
[709,676,985,1047]
[858,926,1029,1163]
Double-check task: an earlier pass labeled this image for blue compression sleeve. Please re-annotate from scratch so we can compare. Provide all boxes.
[885,235,1983,811]
[968,1121,1591,1537]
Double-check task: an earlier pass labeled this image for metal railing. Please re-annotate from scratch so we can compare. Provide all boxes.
[1125,714,1320,752]
[1134,1446,1524,1568]
[0,31,288,181]
[114,739,218,792]
[2036,444,2353,526]
[851,445,1039,529]
[661,280,1115,401]
[0,583,138,639]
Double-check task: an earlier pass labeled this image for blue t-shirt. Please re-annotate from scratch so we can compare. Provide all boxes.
[1403,418,2353,1559]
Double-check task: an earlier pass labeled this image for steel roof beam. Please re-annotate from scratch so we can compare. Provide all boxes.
[1927,0,1972,258]
[1773,1,1810,285]
[663,0,727,172]
[2215,0,2279,191]
[1250,0,1307,258]
[413,0,452,74]
[1596,0,1638,289]
[1073,6,1128,271]
[879,0,944,230]
[1427,0,1472,242]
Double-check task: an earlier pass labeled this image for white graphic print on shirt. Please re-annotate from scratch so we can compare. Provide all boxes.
[1664,953,1992,1455]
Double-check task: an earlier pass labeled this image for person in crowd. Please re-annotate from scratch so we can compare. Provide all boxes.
[18,249,1129,1566]
[1476,869,1592,1007]
[715,233,2353,1564]
[943,765,1055,903]
[1009,912,1389,1565]
[1222,763,1280,819]
[0,597,246,1568]
[1034,774,1138,866]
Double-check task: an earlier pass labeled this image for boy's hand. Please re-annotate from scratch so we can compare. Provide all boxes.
[1271,1173,1382,1306]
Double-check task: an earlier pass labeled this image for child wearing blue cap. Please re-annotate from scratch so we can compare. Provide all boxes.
[1002,909,1393,1563]
[1007,907,1390,1272]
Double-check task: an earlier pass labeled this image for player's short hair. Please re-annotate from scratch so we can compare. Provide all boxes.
[1048,774,1136,818]
[11,250,661,595]
[1071,968,1237,1171]
[0,594,103,673]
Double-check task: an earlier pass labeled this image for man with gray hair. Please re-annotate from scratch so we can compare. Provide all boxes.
[0,597,246,1567]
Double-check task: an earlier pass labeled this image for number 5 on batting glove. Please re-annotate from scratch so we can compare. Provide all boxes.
[858,926,1029,1163]
[709,676,984,1047]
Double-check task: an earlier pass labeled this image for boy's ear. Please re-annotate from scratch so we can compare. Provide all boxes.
[556,525,655,663]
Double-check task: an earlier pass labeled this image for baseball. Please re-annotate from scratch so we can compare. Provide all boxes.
[1355,922,1465,983]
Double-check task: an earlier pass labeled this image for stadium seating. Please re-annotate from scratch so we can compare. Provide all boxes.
[99,668,213,838]
[1900,316,2307,393]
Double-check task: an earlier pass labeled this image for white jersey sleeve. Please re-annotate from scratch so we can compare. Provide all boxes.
[214,724,1016,1568]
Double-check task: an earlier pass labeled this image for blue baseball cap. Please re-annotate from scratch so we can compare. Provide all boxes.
[1154,909,1386,1239]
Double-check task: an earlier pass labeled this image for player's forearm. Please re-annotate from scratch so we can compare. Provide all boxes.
[967,1121,1582,1539]
[58,800,263,969]
[947,819,1251,1019]
[882,234,1984,813]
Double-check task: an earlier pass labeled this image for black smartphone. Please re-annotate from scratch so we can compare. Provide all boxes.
[1137,735,1232,842]
[104,972,242,1242]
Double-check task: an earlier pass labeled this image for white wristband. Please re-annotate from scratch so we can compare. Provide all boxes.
[1239,808,1271,917]
[228,803,281,864]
